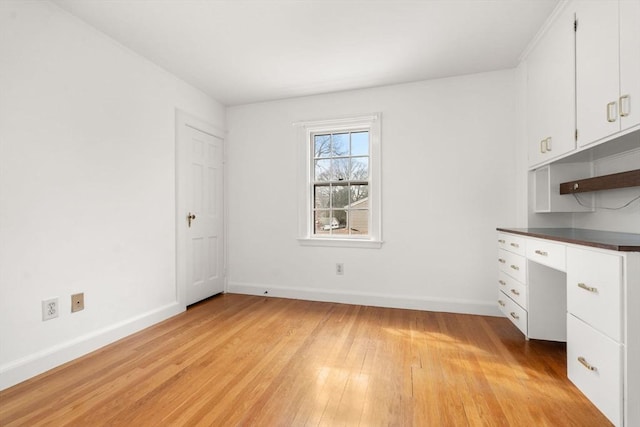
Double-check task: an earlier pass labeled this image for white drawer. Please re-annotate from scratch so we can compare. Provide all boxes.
[498,290,527,337]
[567,247,622,342]
[497,233,526,256]
[498,249,526,283]
[498,272,527,309]
[526,239,566,271]
[567,314,622,427]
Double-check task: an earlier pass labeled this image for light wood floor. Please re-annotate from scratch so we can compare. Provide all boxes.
[1,294,611,426]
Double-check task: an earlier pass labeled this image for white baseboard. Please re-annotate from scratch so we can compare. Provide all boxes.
[0,302,184,391]
[227,281,502,317]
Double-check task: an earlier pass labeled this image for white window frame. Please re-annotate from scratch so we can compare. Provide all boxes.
[296,114,382,249]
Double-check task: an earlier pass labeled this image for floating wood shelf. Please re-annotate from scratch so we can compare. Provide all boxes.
[560,169,640,194]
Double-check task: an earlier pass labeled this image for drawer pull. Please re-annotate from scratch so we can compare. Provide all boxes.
[510,265,520,271]
[577,282,598,293]
[498,300,506,307]
[509,312,519,320]
[607,101,617,122]
[498,258,506,264]
[578,356,597,372]
[510,289,520,296]
[498,239,506,244]
[510,243,519,248]
[534,250,548,256]
[620,94,630,117]
[498,280,506,286]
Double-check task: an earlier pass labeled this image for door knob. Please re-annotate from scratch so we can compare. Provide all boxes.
[188,213,196,227]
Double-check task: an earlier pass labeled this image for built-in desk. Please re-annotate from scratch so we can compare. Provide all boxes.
[497,227,640,252]
[496,228,640,427]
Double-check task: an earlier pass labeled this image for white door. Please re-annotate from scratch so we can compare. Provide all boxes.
[177,116,225,306]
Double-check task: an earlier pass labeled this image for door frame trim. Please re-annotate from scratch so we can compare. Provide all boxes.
[175,109,226,308]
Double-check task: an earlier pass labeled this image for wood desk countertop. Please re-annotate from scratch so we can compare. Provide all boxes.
[496,227,640,252]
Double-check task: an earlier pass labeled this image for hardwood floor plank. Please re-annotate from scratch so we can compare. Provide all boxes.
[328,307,373,425]
[0,294,613,426]
[300,303,362,426]
[156,298,315,426]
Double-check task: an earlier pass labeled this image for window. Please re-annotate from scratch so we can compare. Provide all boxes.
[313,131,369,236]
[296,114,381,248]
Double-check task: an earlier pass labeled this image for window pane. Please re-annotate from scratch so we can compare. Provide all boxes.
[332,210,348,234]
[314,159,331,181]
[314,185,330,208]
[348,210,369,235]
[350,157,369,180]
[331,158,350,181]
[314,210,331,235]
[351,131,369,156]
[332,133,349,156]
[331,184,349,209]
[314,211,348,234]
[350,185,368,206]
[314,134,331,158]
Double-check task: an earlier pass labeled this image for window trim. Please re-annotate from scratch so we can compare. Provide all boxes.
[296,114,382,248]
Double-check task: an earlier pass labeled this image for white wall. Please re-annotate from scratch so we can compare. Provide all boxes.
[0,1,225,389]
[226,70,517,315]
[514,62,535,228]
[572,145,640,233]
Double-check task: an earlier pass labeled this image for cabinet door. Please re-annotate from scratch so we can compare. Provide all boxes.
[620,0,640,131]
[575,1,621,146]
[527,7,576,167]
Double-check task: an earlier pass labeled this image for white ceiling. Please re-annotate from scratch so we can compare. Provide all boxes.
[53,0,559,106]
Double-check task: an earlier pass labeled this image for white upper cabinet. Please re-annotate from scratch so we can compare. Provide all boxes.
[620,0,640,133]
[575,2,618,145]
[526,6,576,168]
[575,0,640,147]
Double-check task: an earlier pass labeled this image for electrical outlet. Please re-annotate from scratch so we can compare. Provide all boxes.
[336,263,344,275]
[42,298,59,321]
[71,293,84,313]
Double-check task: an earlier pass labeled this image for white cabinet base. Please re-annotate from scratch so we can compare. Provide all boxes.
[497,230,639,426]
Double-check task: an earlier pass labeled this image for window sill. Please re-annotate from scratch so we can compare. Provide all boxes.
[297,237,383,249]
